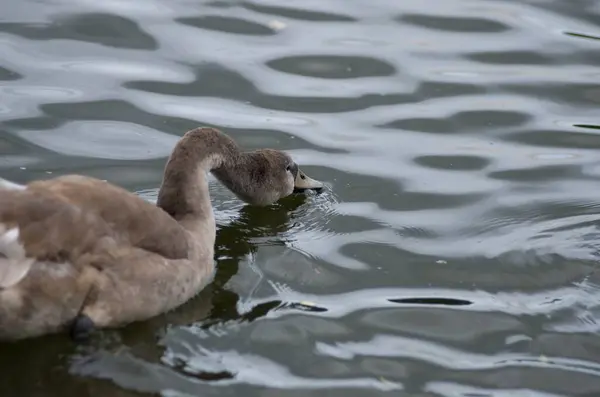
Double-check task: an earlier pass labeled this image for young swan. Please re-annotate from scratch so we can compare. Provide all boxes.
[0,127,323,341]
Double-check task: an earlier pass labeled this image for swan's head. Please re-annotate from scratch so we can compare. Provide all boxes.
[215,149,323,206]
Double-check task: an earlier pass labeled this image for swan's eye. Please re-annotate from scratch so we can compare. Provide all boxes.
[286,165,292,172]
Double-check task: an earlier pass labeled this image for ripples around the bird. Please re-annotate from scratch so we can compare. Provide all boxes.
[2,0,600,396]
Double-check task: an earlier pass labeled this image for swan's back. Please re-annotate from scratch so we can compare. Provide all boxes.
[0,175,197,340]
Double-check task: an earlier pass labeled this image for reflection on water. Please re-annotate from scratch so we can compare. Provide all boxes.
[2,0,600,396]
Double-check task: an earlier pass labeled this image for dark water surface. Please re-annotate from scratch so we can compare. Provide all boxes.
[2,0,600,396]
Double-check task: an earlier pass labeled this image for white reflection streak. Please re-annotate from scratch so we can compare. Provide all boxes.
[164,347,402,391]
[248,281,600,318]
[316,334,600,377]
[425,381,566,397]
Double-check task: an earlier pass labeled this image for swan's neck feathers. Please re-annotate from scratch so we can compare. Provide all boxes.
[157,128,238,223]
[0,225,34,288]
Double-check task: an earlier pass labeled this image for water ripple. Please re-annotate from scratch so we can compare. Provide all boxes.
[1,0,600,396]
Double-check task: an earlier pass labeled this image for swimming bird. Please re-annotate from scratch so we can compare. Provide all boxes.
[0,127,323,341]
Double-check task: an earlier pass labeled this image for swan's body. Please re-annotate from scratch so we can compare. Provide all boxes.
[0,127,322,341]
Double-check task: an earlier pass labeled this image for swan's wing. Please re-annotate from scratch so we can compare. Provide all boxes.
[27,175,190,260]
[0,179,54,287]
[0,174,190,289]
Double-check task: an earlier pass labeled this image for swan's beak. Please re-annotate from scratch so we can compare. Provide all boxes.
[294,168,324,192]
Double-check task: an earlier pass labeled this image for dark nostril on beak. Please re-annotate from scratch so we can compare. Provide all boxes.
[293,166,324,193]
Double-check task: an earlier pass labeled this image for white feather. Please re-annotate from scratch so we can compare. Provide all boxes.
[0,227,25,259]
[0,225,33,288]
[0,178,25,191]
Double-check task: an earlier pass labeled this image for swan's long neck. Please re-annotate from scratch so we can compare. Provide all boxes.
[157,128,241,238]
